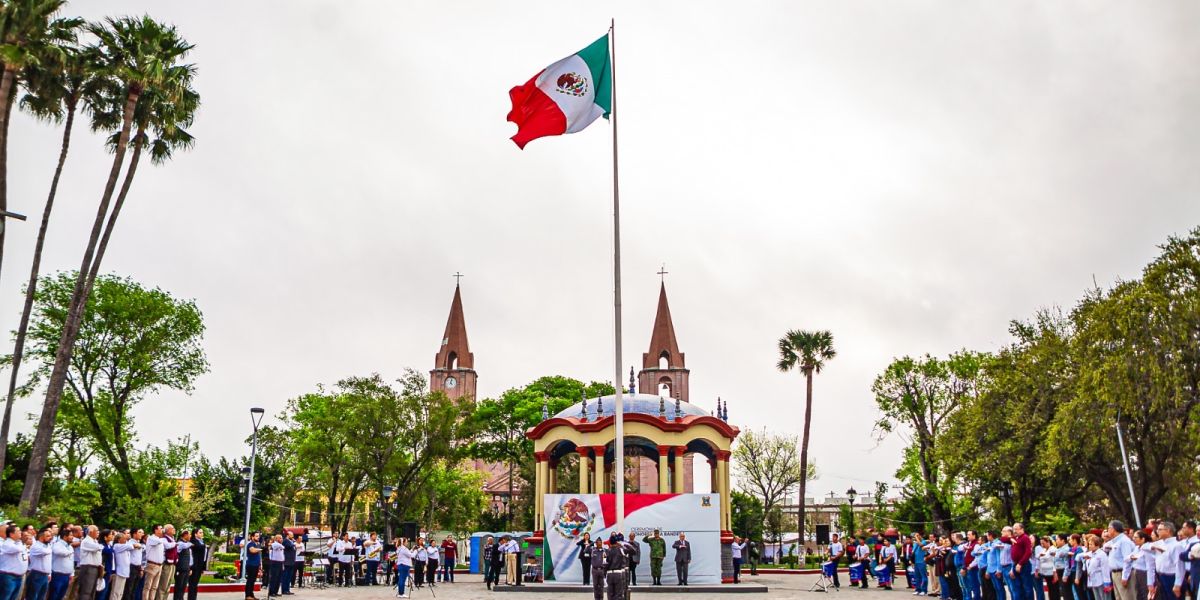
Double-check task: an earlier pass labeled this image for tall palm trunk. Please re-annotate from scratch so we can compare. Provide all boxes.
[19,86,140,517]
[85,125,143,291]
[0,97,78,479]
[0,66,15,284]
[796,366,813,552]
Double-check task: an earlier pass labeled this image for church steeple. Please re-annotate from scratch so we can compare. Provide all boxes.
[642,282,685,370]
[431,281,477,400]
[638,281,690,403]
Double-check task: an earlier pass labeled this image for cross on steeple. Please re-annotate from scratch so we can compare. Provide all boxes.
[453,271,464,285]
[657,264,668,282]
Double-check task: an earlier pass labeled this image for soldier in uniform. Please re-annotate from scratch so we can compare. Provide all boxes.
[748,539,760,575]
[605,535,630,600]
[591,539,607,600]
[646,531,666,586]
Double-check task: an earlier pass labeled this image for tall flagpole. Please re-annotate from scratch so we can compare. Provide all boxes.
[609,18,626,535]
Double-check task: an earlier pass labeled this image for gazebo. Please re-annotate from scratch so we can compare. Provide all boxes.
[525,391,741,581]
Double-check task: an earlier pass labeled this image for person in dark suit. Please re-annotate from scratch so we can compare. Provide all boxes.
[673,534,692,586]
[280,533,295,596]
[186,530,206,600]
[487,538,505,589]
[172,530,193,600]
[578,533,594,586]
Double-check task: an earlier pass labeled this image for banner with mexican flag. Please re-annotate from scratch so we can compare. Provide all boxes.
[542,493,721,584]
[507,34,612,149]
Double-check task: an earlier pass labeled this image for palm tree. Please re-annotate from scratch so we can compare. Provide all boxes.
[20,15,198,516]
[0,0,71,285]
[0,20,105,483]
[777,329,836,552]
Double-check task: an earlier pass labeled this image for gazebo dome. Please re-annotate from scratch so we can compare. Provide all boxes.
[550,393,711,422]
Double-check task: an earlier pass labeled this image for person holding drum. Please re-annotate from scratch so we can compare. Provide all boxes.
[829,534,845,589]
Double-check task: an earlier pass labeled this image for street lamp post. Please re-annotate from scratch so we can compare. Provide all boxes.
[846,487,858,538]
[240,407,266,581]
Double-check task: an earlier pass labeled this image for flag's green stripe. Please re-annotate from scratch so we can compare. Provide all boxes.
[577,33,612,117]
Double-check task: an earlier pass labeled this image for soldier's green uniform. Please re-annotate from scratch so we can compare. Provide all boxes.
[646,533,667,585]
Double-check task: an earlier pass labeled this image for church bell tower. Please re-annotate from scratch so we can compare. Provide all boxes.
[638,282,690,403]
[430,281,477,400]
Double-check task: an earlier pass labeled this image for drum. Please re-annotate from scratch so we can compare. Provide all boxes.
[849,561,865,584]
[875,564,894,585]
[822,561,836,578]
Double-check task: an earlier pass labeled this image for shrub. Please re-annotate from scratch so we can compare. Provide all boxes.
[213,552,240,563]
[781,555,800,568]
[214,565,237,580]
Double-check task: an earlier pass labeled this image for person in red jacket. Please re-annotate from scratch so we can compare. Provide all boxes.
[1010,523,1035,600]
[439,537,457,583]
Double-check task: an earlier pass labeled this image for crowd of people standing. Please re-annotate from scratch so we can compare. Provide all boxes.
[0,522,207,600]
[821,519,1199,600]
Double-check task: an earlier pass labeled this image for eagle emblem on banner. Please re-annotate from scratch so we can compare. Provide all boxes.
[555,72,588,97]
[552,497,595,538]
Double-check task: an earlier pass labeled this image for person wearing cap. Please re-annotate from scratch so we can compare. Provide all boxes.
[625,533,641,586]
[605,535,629,600]
[646,531,665,586]
[590,539,607,600]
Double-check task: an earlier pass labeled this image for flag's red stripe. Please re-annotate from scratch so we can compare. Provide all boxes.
[507,70,566,149]
[598,493,677,528]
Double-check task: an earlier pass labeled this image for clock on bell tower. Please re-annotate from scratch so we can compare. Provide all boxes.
[430,280,477,400]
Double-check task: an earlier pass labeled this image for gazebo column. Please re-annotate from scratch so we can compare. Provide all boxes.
[577,447,590,494]
[592,446,607,494]
[656,445,670,493]
[534,451,548,530]
[709,457,718,492]
[717,450,732,531]
[672,446,686,493]
[548,460,558,493]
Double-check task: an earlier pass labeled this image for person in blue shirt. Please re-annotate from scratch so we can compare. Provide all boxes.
[913,533,929,595]
[243,533,263,600]
[987,531,1008,600]
[952,533,967,599]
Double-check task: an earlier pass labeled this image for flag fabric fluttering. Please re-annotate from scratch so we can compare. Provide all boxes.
[507,34,612,149]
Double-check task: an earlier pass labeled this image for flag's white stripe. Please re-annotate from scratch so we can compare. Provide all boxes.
[535,54,605,134]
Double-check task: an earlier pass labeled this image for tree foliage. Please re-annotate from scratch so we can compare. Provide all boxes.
[25,271,208,496]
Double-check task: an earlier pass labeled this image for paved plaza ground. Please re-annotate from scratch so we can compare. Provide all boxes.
[208,573,902,600]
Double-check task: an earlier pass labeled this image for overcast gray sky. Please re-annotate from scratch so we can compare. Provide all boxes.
[5,1,1199,498]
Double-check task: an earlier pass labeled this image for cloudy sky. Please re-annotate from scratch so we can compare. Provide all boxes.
[5,1,1199,499]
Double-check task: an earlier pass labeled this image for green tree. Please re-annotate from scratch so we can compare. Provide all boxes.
[23,16,199,515]
[940,310,1089,524]
[732,428,809,524]
[872,351,986,532]
[776,329,835,549]
[730,490,765,542]
[1052,229,1200,523]
[24,272,208,496]
[471,376,612,529]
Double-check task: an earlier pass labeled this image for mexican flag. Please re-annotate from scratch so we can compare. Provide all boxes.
[507,34,612,149]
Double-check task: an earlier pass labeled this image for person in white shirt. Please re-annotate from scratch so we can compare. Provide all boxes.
[412,539,428,590]
[394,539,415,598]
[828,534,845,589]
[25,527,54,600]
[268,536,285,598]
[1106,521,1137,600]
[50,529,75,600]
[1149,522,1181,600]
[425,543,438,587]
[1174,520,1199,600]
[1083,535,1113,600]
[111,531,138,600]
[335,534,353,588]
[363,534,382,586]
[125,529,145,600]
[77,526,105,600]
[0,524,28,600]
[1126,530,1155,600]
[142,526,167,600]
